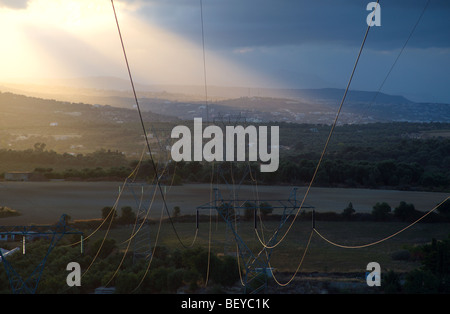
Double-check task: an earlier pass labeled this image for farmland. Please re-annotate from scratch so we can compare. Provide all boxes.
[0,181,448,225]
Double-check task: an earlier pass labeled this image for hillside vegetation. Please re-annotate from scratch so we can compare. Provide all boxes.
[0,90,449,191]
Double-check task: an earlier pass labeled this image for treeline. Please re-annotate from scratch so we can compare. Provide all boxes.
[28,156,449,191]
[169,136,450,191]
[33,166,133,181]
[0,143,129,169]
[160,159,448,191]
[1,126,449,191]
[297,200,450,223]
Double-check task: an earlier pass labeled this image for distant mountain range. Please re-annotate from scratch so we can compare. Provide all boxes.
[1,76,449,125]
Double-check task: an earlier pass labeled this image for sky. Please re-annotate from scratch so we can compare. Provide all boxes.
[0,0,449,103]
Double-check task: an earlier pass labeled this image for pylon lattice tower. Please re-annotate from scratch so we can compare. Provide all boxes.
[197,187,314,293]
[0,214,83,294]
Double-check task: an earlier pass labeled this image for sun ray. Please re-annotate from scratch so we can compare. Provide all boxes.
[0,0,272,91]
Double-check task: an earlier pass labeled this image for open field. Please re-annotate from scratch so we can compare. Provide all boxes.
[0,181,448,225]
[1,181,448,294]
[87,219,450,277]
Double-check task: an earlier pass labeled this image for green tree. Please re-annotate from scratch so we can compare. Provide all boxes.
[88,238,116,259]
[173,206,181,218]
[404,236,450,293]
[372,202,391,221]
[119,206,136,224]
[148,267,170,292]
[382,270,402,294]
[394,201,416,221]
[342,202,355,220]
[167,269,185,292]
[101,206,117,220]
[243,202,257,221]
[115,272,139,293]
[404,269,439,294]
[216,255,240,287]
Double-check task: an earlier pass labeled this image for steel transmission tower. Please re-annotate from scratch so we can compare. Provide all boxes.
[0,214,83,294]
[197,187,314,293]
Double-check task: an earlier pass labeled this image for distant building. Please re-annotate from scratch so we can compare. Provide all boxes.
[4,172,33,181]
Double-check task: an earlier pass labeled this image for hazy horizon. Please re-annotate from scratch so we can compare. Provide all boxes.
[0,1,449,104]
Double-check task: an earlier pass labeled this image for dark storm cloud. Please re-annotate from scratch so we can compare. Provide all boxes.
[118,0,450,103]
[132,0,450,51]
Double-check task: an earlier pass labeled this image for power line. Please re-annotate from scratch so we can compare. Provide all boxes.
[314,196,449,249]
[256,0,380,250]
[356,0,430,123]
[269,229,314,287]
[63,146,146,248]
[110,0,190,249]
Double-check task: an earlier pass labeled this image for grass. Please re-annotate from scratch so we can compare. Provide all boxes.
[80,217,450,275]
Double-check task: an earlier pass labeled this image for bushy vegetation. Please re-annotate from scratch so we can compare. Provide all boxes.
[0,238,241,294]
[1,122,449,191]
[295,200,449,223]
[383,235,450,294]
[163,122,450,191]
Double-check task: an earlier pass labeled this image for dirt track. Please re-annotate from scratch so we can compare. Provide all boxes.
[0,181,448,225]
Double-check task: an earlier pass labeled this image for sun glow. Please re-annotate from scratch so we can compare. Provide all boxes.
[0,0,270,89]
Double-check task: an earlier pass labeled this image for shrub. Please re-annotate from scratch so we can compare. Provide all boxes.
[394,201,417,221]
[404,269,439,294]
[372,202,391,221]
[167,269,185,292]
[382,270,402,294]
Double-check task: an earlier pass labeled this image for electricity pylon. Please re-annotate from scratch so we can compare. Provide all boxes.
[0,214,83,294]
[197,187,314,293]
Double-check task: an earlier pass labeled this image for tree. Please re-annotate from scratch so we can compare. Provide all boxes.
[167,269,185,292]
[119,206,136,224]
[33,142,46,153]
[342,202,356,220]
[173,206,181,218]
[87,238,116,259]
[382,270,402,294]
[216,255,240,286]
[372,202,391,221]
[243,202,257,221]
[404,269,439,294]
[115,272,139,294]
[101,206,117,220]
[394,201,416,221]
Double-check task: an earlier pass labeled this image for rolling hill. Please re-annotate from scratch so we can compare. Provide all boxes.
[1,77,448,125]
